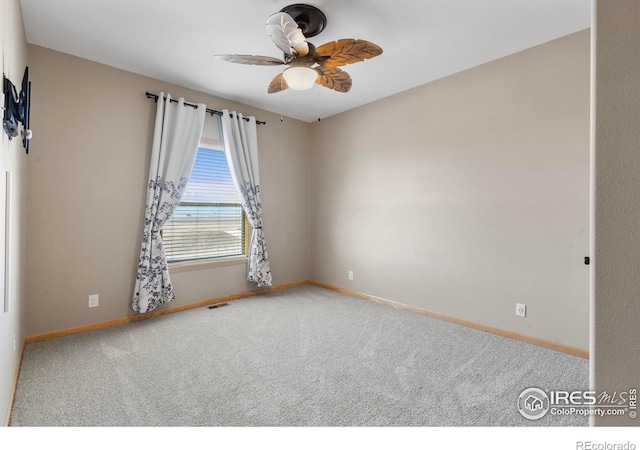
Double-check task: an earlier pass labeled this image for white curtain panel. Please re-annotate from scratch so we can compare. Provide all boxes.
[220,110,273,287]
[132,93,206,313]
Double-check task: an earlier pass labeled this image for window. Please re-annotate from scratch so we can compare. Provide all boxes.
[162,142,248,264]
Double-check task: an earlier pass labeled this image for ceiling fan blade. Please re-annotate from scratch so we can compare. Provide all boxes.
[266,12,309,56]
[215,54,285,66]
[315,66,352,93]
[314,39,383,67]
[268,73,289,94]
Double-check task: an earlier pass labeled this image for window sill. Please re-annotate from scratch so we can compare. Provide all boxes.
[168,256,247,273]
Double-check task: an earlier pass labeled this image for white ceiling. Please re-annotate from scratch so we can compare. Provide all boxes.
[19,0,591,123]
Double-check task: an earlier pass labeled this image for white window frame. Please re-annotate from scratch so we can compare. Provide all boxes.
[164,139,249,272]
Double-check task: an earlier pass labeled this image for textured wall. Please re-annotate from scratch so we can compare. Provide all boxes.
[26,45,310,336]
[310,31,591,350]
[593,0,640,427]
[0,0,28,426]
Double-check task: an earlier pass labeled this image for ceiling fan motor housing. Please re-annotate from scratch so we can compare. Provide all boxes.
[280,4,327,37]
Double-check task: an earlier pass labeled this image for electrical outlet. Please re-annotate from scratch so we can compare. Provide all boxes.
[12,334,16,357]
[88,294,99,308]
[348,270,353,281]
[516,303,526,317]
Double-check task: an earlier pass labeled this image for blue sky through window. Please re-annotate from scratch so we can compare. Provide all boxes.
[180,147,239,204]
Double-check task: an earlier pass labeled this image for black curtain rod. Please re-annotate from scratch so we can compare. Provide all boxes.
[145,92,266,125]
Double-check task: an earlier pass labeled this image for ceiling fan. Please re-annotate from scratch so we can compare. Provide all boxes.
[215,4,383,94]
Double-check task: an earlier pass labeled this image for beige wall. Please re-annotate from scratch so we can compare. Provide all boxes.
[0,0,28,426]
[310,30,591,350]
[25,45,310,336]
[593,0,640,427]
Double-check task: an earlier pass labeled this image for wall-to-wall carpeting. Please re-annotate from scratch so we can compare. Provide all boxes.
[10,286,587,426]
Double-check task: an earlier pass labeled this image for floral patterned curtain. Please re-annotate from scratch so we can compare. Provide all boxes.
[220,110,272,287]
[132,93,206,313]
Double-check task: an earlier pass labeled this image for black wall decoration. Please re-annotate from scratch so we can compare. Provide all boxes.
[2,76,19,138]
[2,67,31,154]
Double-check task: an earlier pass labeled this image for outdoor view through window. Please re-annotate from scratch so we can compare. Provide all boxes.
[162,145,246,263]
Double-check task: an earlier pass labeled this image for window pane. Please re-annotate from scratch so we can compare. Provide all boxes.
[181,149,238,204]
[163,147,245,263]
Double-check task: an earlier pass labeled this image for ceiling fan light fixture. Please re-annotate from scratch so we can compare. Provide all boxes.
[282,66,318,90]
[218,5,382,95]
